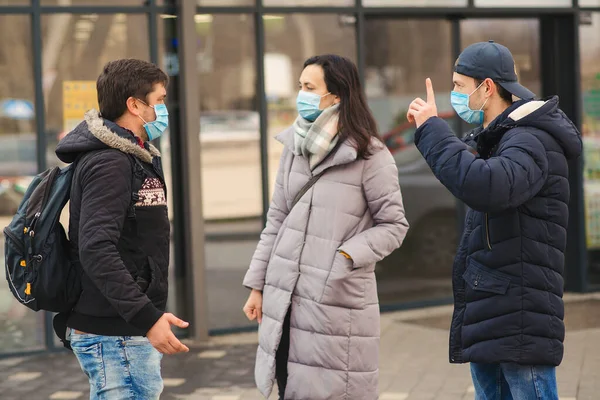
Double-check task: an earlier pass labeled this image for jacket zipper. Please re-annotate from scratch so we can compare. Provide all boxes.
[484,213,492,250]
[3,228,25,254]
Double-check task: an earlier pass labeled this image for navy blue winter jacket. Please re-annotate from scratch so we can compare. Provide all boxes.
[414,97,582,366]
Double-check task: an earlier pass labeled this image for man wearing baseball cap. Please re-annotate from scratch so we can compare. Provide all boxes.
[407,41,582,399]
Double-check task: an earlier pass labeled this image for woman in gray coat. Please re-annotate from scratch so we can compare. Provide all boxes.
[243,54,409,400]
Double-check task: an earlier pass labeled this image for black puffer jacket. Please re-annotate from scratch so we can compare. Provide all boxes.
[55,110,170,336]
[415,97,582,366]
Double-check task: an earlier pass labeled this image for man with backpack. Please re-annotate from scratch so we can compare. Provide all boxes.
[53,59,188,399]
[406,41,582,399]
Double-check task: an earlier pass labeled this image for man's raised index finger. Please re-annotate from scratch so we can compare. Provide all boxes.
[426,78,435,105]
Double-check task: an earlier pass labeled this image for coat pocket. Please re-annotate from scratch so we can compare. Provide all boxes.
[320,252,365,309]
[144,257,168,305]
[463,258,510,295]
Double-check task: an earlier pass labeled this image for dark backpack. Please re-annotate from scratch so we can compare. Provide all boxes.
[3,152,145,314]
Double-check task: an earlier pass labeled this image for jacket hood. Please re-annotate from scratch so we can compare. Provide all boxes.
[505,96,582,160]
[55,110,161,164]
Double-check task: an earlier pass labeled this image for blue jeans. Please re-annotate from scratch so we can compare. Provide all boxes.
[70,330,163,400]
[470,363,558,400]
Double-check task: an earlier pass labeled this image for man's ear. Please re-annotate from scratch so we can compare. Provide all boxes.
[126,97,141,116]
[484,78,496,98]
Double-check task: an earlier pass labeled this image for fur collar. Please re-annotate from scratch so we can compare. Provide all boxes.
[84,110,161,164]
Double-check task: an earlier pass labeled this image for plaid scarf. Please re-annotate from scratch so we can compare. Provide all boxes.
[293,104,340,170]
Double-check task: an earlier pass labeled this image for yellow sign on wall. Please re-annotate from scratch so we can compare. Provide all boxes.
[63,81,98,132]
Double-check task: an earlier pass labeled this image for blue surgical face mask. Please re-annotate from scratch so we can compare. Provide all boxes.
[138,101,169,141]
[451,82,488,125]
[296,90,331,122]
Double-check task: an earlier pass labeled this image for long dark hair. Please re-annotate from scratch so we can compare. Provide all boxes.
[303,54,380,159]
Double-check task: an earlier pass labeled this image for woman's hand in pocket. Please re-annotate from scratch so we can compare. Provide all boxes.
[243,289,263,323]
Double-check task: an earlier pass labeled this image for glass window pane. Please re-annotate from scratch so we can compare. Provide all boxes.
[0,15,45,353]
[581,0,600,5]
[186,14,259,331]
[460,19,541,98]
[263,0,352,5]
[156,15,181,319]
[41,13,156,338]
[364,0,466,6]
[0,1,30,4]
[365,19,457,306]
[42,0,148,4]
[580,13,600,285]
[197,0,253,5]
[475,0,570,6]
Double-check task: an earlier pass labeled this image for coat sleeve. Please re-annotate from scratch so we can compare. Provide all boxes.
[243,149,291,291]
[338,146,409,268]
[78,151,163,333]
[414,117,549,214]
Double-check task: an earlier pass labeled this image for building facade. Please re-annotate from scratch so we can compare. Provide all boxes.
[0,0,599,355]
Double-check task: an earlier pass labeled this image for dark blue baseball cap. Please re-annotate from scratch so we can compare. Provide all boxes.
[454,40,535,101]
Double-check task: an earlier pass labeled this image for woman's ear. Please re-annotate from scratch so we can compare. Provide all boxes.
[333,95,341,105]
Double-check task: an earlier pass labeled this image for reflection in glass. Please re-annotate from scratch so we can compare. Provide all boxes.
[474,0,570,6]
[460,19,541,98]
[263,14,356,198]
[365,19,457,306]
[580,13,600,284]
[0,15,45,353]
[363,0,466,6]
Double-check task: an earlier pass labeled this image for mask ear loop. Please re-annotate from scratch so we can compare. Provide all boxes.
[322,92,337,110]
[469,81,486,97]
[136,98,157,123]
[478,96,490,111]
[470,81,489,111]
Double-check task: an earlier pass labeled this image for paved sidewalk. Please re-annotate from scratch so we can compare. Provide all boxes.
[1,294,600,399]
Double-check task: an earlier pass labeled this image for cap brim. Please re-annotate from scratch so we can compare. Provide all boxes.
[498,81,536,101]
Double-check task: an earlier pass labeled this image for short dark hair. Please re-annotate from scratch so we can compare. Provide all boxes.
[475,79,513,104]
[303,54,380,159]
[97,59,169,122]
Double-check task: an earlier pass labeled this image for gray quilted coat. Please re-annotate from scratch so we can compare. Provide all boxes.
[243,127,409,399]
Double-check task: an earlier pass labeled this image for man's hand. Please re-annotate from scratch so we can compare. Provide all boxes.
[147,313,190,355]
[407,78,438,128]
[243,289,263,323]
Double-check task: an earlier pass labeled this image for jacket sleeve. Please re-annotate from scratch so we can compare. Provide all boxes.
[339,146,409,268]
[78,151,163,333]
[414,117,549,214]
[243,149,291,291]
